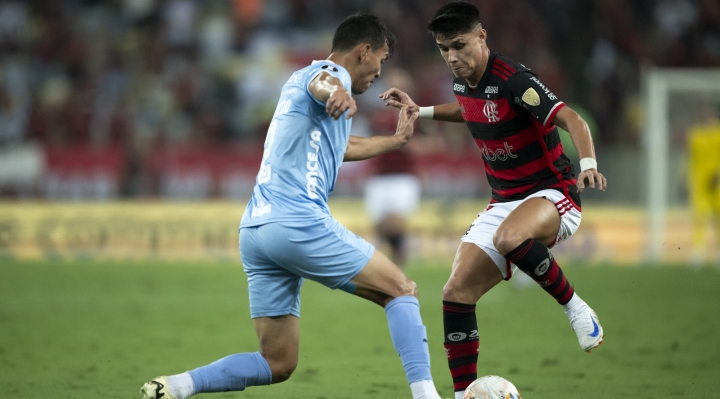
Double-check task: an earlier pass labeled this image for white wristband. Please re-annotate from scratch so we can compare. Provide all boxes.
[579,157,597,172]
[418,106,434,119]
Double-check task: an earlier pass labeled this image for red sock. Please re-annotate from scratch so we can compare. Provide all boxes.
[443,301,479,393]
[506,239,574,305]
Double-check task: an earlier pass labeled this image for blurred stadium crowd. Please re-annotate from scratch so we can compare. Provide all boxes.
[0,0,719,199]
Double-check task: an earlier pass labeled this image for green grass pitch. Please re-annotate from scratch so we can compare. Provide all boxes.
[1,259,719,398]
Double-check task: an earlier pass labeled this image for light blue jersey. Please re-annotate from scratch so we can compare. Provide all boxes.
[240,61,353,227]
[239,59,374,318]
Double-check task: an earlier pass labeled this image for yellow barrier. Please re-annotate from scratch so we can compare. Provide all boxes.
[0,200,710,264]
[0,202,244,260]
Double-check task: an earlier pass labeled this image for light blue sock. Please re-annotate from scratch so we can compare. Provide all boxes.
[189,352,272,393]
[385,296,433,383]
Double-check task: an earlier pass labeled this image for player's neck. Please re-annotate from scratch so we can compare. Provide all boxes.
[326,52,348,71]
[326,52,356,81]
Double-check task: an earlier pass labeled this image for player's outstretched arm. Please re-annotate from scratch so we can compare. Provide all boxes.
[309,72,357,120]
[379,88,464,123]
[344,107,419,162]
[553,106,607,193]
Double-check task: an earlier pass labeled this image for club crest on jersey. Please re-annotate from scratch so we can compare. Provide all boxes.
[483,100,500,123]
[522,88,541,106]
[453,83,465,93]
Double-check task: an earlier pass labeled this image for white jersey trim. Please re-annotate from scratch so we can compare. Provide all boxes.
[543,101,565,126]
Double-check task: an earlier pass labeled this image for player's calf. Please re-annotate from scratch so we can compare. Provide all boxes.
[504,238,574,305]
[442,301,479,399]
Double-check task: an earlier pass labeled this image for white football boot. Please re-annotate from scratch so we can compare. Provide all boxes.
[141,376,176,399]
[565,303,604,352]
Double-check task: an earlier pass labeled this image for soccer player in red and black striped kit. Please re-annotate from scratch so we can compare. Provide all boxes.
[381,2,607,398]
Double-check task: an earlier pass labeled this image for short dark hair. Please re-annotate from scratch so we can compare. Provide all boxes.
[428,1,481,39]
[331,12,395,57]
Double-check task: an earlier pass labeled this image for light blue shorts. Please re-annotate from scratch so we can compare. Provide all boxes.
[239,217,375,318]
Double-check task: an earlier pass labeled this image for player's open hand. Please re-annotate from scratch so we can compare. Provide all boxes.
[393,106,419,144]
[577,169,607,193]
[379,88,418,113]
[327,87,356,120]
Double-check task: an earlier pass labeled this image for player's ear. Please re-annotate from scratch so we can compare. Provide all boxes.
[478,28,487,42]
[357,43,371,63]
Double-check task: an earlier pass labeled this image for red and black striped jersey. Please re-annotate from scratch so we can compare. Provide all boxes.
[453,53,580,208]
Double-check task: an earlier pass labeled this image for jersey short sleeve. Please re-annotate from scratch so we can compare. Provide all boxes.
[507,71,565,127]
[304,61,352,107]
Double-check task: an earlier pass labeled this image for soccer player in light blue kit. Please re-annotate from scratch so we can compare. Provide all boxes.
[141,13,443,399]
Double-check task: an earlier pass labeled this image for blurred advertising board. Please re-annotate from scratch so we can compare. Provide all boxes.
[0,200,700,264]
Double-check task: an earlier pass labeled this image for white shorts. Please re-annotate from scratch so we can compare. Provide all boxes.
[460,189,582,280]
[364,174,421,222]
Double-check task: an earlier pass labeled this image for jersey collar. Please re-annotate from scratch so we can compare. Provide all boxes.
[471,52,497,95]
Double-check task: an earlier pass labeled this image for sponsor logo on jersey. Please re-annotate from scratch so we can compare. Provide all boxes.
[530,76,557,100]
[485,86,498,94]
[274,99,292,117]
[454,83,465,93]
[481,142,517,161]
[306,130,322,199]
[483,100,500,123]
[251,202,272,218]
[522,88,541,106]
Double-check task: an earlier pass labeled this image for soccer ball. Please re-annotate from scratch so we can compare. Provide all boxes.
[463,375,521,399]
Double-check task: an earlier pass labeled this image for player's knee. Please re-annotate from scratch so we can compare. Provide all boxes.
[267,358,297,384]
[493,228,525,256]
[260,347,298,384]
[441,281,456,301]
[385,277,418,304]
[397,277,418,298]
[442,280,477,303]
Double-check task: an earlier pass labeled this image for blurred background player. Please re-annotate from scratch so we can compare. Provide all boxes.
[687,102,720,267]
[382,2,607,398]
[363,68,421,267]
[141,13,442,399]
